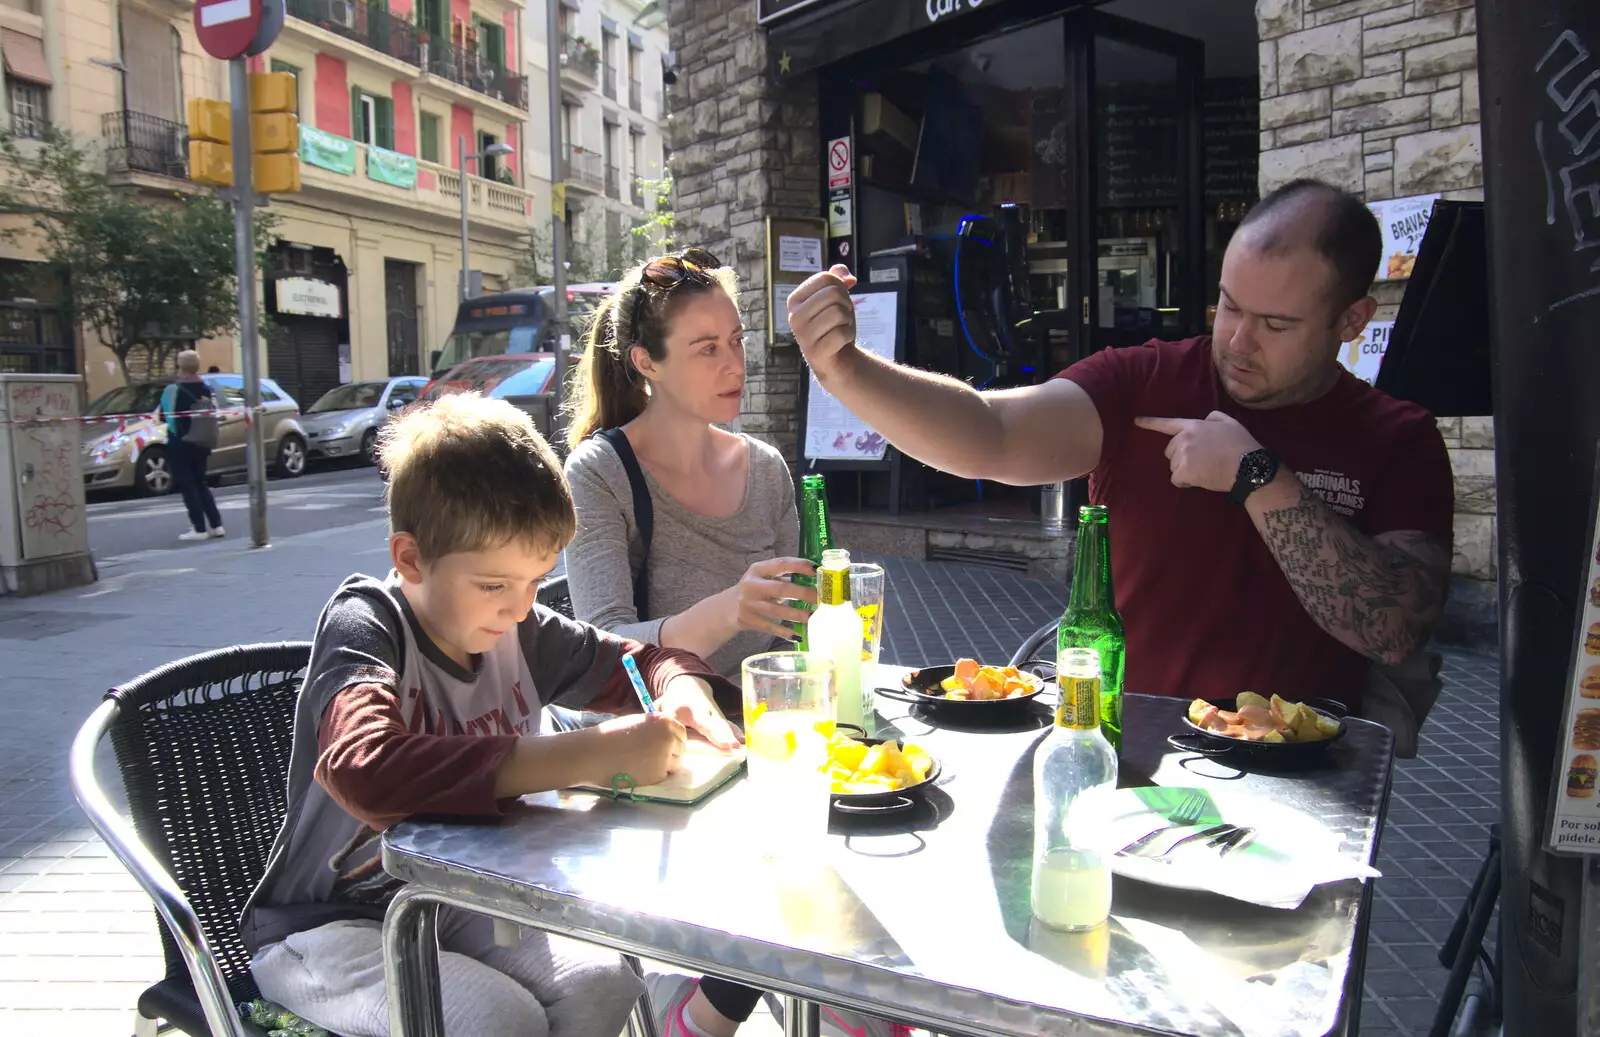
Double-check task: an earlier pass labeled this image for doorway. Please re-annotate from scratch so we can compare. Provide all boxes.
[384,259,421,376]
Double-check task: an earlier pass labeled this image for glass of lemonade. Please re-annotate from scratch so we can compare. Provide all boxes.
[742,652,835,848]
[849,562,887,688]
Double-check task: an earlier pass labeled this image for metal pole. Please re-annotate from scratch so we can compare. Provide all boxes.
[229,58,268,548]
[458,135,470,302]
[546,0,568,439]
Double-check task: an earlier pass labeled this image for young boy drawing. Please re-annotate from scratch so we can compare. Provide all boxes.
[241,393,743,1037]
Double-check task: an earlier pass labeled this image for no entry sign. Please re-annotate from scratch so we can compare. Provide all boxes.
[195,0,263,60]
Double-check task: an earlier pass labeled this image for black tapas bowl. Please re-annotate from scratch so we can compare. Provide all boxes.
[830,736,943,816]
[1168,696,1349,767]
[875,664,1048,726]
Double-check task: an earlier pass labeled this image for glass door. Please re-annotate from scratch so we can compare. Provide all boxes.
[1064,10,1204,358]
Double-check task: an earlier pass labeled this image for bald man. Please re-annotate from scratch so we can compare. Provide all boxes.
[788,178,1453,717]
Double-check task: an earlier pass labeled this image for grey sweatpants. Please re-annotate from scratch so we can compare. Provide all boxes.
[251,910,644,1037]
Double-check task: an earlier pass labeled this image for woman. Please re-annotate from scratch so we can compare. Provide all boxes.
[562,251,904,1037]
[161,350,224,541]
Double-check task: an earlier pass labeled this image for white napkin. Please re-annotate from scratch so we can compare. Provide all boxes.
[1105,787,1381,910]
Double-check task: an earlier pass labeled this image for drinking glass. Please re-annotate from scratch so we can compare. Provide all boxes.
[849,562,887,686]
[742,652,835,847]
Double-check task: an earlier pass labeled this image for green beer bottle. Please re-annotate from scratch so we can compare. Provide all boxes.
[793,474,832,650]
[1057,505,1125,751]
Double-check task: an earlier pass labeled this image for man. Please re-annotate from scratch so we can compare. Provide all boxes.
[787,179,1453,715]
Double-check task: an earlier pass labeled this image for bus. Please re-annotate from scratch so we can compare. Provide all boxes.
[430,284,615,378]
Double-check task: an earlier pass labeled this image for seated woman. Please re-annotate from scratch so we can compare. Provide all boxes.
[562,249,906,1037]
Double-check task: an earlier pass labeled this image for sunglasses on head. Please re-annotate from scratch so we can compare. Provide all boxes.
[625,248,723,339]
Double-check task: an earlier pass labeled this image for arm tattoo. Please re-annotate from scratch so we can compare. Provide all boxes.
[1258,483,1450,664]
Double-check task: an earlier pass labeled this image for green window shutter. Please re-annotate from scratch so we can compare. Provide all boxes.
[376,97,394,151]
[486,23,505,68]
[350,87,364,141]
[419,113,439,163]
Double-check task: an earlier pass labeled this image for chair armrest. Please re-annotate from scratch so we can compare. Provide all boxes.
[69,699,252,1037]
[1007,619,1058,671]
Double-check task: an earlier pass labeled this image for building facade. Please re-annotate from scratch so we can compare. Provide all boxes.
[665,0,1494,599]
[0,0,538,409]
[525,0,671,281]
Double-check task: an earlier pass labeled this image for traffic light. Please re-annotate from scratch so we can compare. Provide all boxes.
[249,72,300,195]
[187,98,233,188]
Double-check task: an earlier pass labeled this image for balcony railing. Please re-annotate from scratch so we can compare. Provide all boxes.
[284,0,526,110]
[424,38,529,109]
[560,35,600,81]
[606,165,620,199]
[287,0,422,65]
[566,145,604,191]
[102,110,187,179]
[602,64,617,100]
[298,134,532,224]
[630,179,645,208]
[629,81,642,112]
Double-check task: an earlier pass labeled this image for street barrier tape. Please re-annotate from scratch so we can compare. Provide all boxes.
[0,407,267,427]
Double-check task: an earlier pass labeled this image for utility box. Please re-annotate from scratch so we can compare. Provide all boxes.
[0,374,96,596]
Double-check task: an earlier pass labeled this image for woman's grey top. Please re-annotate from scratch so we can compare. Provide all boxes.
[564,433,799,679]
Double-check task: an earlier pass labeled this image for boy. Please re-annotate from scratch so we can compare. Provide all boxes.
[241,394,743,1037]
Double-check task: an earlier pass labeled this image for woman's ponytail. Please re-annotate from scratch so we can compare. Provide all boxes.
[564,291,648,450]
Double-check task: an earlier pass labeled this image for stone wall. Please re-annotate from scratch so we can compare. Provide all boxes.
[666,0,819,462]
[1258,0,1494,584]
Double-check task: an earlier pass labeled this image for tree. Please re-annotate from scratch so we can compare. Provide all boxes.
[0,128,277,382]
[631,166,674,255]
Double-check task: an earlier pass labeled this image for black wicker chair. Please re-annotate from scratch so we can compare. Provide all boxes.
[1008,620,1058,681]
[537,572,574,619]
[70,643,313,1037]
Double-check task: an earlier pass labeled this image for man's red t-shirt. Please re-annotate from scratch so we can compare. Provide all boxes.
[1058,336,1454,708]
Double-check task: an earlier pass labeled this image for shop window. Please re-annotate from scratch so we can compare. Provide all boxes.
[7,77,46,139]
[270,59,300,115]
[419,111,440,163]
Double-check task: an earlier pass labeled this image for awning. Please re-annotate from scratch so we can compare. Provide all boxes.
[603,109,621,127]
[629,120,645,136]
[627,31,644,50]
[2,30,51,86]
[561,89,585,106]
[559,0,580,9]
[601,15,618,34]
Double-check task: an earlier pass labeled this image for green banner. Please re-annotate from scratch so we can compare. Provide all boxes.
[366,145,417,189]
[299,125,356,176]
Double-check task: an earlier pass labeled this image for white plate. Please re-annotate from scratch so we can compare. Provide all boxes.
[1103,786,1380,910]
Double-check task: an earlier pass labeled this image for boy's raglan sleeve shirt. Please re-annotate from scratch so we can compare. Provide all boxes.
[312,589,519,829]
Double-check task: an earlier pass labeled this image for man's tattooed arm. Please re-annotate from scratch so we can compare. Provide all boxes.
[1245,475,1451,665]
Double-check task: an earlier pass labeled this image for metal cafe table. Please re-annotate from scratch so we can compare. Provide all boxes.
[380,688,1394,1037]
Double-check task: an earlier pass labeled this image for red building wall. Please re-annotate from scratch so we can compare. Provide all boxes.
[450,105,474,170]
[391,80,416,155]
[315,54,350,134]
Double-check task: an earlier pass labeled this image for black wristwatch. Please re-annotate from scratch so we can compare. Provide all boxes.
[1229,448,1281,506]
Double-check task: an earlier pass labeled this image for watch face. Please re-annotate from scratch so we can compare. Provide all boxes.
[1243,451,1275,487]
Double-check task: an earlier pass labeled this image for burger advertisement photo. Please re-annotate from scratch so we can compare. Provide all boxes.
[1546,521,1600,852]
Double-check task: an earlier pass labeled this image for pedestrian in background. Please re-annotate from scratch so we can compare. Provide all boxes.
[161,350,225,541]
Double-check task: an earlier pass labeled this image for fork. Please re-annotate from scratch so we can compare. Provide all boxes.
[1114,791,1207,857]
[1144,823,1255,861]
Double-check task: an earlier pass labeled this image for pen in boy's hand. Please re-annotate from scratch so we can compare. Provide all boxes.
[620,654,656,713]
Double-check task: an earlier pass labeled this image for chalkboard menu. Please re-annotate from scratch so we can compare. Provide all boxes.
[1096,84,1180,207]
[1202,78,1259,200]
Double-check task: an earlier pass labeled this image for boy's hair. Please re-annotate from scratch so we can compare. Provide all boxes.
[378,392,575,562]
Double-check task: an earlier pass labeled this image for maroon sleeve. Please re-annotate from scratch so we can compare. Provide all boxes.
[1053,342,1160,470]
[315,683,519,831]
[1363,408,1456,545]
[584,640,742,716]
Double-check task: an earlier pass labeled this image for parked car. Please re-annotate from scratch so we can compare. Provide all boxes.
[82,374,309,497]
[380,355,559,483]
[299,377,428,466]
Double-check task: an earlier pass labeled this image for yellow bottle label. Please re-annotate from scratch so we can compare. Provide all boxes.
[1055,674,1102,730]
[818,566,850,607]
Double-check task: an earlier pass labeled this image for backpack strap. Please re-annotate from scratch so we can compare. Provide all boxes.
[595,428,653,621]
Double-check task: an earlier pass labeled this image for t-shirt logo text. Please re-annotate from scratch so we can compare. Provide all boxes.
[1299,469,1365,516]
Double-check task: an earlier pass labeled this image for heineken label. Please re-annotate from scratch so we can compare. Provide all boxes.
[1056,674,1102,730]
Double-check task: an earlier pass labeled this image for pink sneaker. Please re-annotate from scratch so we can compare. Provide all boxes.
[644,973,701,1036]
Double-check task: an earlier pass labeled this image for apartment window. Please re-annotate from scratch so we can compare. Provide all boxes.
[629,127,644,177]
[627,42,642,111]
[7,77,46,139]
[351,88,393,150]
[477,131,502,180]
[475,18,505,68]
[560,103,574,151]
[269,60,300,115]
[419,111,440,163]
[601,30,616,100]
[416,0,445,40]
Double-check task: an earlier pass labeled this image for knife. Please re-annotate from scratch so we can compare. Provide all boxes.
[1119,823,1234,858]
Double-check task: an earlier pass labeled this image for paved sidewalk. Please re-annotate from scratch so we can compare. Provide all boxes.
[0,528,1496,1035]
